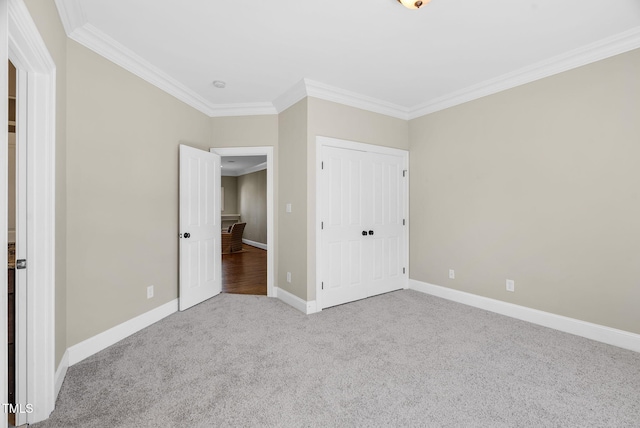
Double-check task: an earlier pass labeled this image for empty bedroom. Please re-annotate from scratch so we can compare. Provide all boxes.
[0,0,638,427]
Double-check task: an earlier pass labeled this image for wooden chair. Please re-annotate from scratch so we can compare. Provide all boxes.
[221,222,246,254]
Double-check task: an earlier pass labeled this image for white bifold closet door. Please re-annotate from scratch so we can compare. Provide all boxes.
[321,145,406,309]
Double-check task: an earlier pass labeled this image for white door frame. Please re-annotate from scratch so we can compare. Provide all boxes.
[210,146,275,297]
[315,136,409,311]
[2,0,57,425]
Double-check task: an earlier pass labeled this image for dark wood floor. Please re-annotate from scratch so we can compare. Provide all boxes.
[221,244,267,295]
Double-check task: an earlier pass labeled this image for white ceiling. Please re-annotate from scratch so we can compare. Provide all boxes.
[55,0,640,119]
[220,156,267,177]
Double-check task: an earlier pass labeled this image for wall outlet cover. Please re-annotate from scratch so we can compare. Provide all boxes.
[506,279,515,292]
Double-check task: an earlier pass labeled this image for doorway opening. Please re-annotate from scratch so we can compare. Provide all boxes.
[211,147,274,297]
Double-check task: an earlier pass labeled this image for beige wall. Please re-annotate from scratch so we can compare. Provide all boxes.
[212,115,278,148]
[238,169,267,244]
[65,40,213,346]
[24,0,69,366]
[409,48,640,335]
[221,176,238,214]
[278,99,307,298]
[306,97,409,300]
[18,0,640,366]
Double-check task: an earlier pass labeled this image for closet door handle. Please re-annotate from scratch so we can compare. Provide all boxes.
[362,231,367,236]
[368,230,374,236]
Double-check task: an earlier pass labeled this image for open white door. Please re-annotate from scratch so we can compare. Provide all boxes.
[179,144,221,311]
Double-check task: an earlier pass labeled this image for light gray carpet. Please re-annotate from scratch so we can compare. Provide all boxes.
[34,290,640,427]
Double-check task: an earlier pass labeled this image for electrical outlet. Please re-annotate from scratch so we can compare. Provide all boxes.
[287,272,292,283]
[506,279,515,292]
[147,285,154,299]
[449,269,455,279]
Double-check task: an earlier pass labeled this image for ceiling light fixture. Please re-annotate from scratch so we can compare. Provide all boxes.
[397,0,430,9]
[212,80,226,89]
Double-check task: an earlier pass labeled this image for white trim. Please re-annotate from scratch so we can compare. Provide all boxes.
[239,161,267,176]
[68,299,178,366]
[274,287,318,315]
[208,102,277,117]
[272,78,307,113]
[68,23,218,116]
[222,161,267,177]
[53,0,86,37]
[408,27,640,119]
[53,1,277,118]
[274,78,410,120]
[54,350,69,400]
[317,135,410,156]
[242,238,267,251]
[409,279,640,353]
[52,1,640,121]
[1,3,8,428]
[315,136,409,311]
[304,79,410,120]
[211,147,275,298]
[7,0,57,424]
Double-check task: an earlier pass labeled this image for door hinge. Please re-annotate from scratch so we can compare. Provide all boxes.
[403,267,406,274]
[321,221,324,230]
[402,170,407,177]
[321,161,324,170]
[322,282,324,290]
[403,219,406,226]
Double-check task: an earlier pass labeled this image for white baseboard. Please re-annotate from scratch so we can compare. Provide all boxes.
[68,299,179,366]
[242,238,267,250]
[274,287,318,314]
[409,279,640,353]
[54,349,69,399]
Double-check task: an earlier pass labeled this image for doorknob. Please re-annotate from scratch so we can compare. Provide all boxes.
[184,232,191,238]
[368,230,374,235]
[362,231,367,236]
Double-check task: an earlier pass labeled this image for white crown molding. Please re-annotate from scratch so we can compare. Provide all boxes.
[54,0,275,118]
[53,0,87,37]
[409,26,640,119]
[53,0,640,121]
[274,78,411,119]
[240,161,267,176]
[71,23,220,116]
[222,161,267,177]
[272,78,308,113]
[208,103,277,117]
[304,79,410,120]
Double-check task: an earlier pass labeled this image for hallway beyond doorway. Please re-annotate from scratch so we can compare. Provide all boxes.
[221,244,267,295]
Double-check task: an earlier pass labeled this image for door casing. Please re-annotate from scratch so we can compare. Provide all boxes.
[2,0,57,426]
[210,146,275,297]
